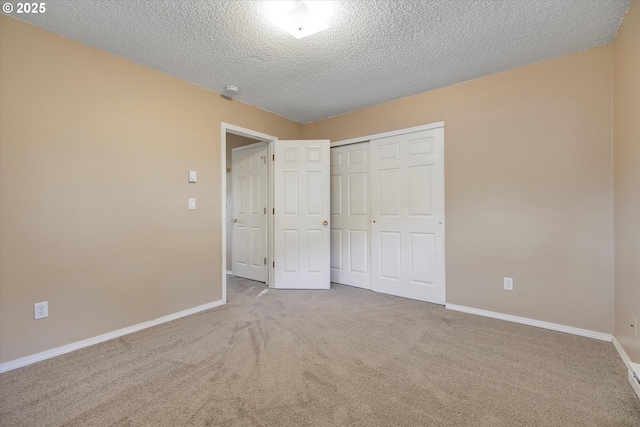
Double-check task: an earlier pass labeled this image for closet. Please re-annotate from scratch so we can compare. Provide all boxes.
[329,125,445,304]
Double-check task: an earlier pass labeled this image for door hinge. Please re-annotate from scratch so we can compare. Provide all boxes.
[272,208,275,214]
[272,154,275,161]
[272,261,275,268]
[264,258,267,265]
[264,207,266,214]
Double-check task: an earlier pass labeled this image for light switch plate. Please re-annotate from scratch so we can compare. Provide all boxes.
[189,198,196,210]
[188,171,197,183]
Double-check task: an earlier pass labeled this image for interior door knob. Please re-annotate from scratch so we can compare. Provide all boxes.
[322,220,328,226]
[231,218,237,223]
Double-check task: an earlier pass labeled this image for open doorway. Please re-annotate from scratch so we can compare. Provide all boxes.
[221,124,332,301]
[220,123,277,303]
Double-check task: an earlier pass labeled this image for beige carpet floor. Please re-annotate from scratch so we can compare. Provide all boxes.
[1,276,639,426]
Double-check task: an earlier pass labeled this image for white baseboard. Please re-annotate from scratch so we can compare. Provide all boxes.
[0,299,224,374]
[628,370,640,400]
[445,303,613,342]
[613,337,634,371]
[613,337,640,400]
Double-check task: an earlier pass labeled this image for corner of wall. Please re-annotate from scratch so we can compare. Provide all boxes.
[612,0,640,363]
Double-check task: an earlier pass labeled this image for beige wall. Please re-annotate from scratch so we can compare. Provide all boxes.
[613,0,640,362]
[0,16,302,364]
[225,134,261,271]
[305,46,615,334]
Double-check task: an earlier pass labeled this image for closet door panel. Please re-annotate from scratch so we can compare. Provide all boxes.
[330,142,370,289]
[370,128,445,304]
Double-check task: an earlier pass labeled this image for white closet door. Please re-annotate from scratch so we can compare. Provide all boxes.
[370,128,445,304]
[273,140,330,289]
[231,144,267,282]
[330,143,370,289]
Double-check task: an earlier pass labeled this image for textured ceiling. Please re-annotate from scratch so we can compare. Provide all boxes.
[10,1,631,123]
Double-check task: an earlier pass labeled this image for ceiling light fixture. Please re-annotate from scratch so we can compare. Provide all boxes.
[269,1,330,39]
[225,85,239,95]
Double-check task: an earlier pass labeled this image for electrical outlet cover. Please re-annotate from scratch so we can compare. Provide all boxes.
[34,301,48,319]
[504,277,513,291]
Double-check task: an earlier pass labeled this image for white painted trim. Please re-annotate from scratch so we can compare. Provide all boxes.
[330,121,444,147]
[0,299,224,373]
[223,123,278,142]
[226,270,232,275]
[445,304,613,342]
[613,337,640,399]
[613,336,633,371]
[267,141,275,287]
[221,125,228,304]
[628,370,640,399]
[231,141,267,153]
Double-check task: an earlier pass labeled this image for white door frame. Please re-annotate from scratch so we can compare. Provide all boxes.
[221,123,277,304]
[330,121,444,148]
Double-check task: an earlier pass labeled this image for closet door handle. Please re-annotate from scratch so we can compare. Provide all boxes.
[231,218,238,223]
[322,220,328,226]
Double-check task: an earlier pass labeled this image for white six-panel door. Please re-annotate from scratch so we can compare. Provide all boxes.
[330,143,371,289]
[370,128,445,304]
[273,140,331,289]
[231,144,267,282]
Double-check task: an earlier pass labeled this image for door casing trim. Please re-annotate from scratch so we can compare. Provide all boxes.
[330,121,444,148]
